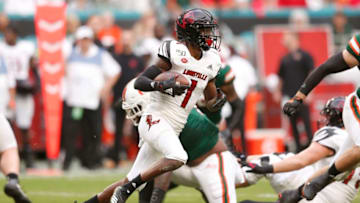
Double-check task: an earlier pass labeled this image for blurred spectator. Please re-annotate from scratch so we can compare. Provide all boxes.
[137,24,171,67]
[226,45,258,154]
[332,11,352,53]
[0,13,9,36]
[86,15,103,37]
[68,0,93,11]
[4,0,35,15]
[97,12,123,53]
[0,25,39,168]
[0,55,15,118]
[108,0,151,13]
[132,10,158,44]
[86,15,104,48]
[289,9,310,29]
[62,26,121,170]
[110,30,145,165]
[227,46,258,104]
[66,14,81,37]
[200,0,237,9]
[235,0,250,9]
[335,0,360,7]
[166,0,194,18]
[275,31,313,152]
[306,0,326,10]
[63,14,81,64]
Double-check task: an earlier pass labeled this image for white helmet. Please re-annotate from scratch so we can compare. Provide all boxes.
[122,79,149,126]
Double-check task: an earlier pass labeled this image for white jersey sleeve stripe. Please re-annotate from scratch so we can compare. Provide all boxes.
[158,40,171,61]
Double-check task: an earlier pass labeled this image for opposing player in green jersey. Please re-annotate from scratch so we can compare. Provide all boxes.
[199,64,240,125]
[197,64,244,152]
[83,78,246,203]
[280,34,360,202]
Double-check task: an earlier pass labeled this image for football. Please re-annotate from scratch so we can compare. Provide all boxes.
[154,71,190,86]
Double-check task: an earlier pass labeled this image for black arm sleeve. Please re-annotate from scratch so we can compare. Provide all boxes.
[299,52,351,96]
[134,65,163,91]
[228,98,243,130]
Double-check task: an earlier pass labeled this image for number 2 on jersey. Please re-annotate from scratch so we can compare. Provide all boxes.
[181,79,198,108]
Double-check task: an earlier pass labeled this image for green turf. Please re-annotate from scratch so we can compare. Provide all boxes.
[0,171,277,203]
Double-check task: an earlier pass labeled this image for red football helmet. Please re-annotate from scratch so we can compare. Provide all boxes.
[176,8,221,51]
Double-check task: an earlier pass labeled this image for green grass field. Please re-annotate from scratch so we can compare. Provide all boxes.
[1,169,359,203]
[0,170,278,203]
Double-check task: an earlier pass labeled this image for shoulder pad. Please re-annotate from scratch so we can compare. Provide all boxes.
[313,126,338,142]
[158,40,173,63]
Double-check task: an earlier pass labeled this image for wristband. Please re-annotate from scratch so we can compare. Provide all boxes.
[328,163,341,178]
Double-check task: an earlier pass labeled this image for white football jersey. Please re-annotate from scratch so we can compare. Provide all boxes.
[265,126,359,202]
[0,41,35,80]
[0,56,15,114]
[144,40,221,135]
[311,126,347,173]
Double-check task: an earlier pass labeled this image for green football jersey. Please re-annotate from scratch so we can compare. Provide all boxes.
[215,64,235,87]
[346,34,360,63]
[179,108,219,162]
[200,64,235,124]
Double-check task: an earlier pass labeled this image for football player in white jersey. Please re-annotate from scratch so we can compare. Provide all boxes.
[281,33,360,201]
[82,79,245,203]
[242,97,360,203]
[0,25,38,168]
[239,152,360,203]
[109,8,225,203]
[0,114,31,203]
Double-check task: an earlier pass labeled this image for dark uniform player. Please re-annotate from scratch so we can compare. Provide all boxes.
[199,64,243,150]
[280,34,360,202]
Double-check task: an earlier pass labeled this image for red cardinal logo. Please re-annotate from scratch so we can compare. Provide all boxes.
[146,115,160,131]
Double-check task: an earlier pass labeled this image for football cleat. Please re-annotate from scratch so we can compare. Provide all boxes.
[110,186,130,203]
[4,179,31,203]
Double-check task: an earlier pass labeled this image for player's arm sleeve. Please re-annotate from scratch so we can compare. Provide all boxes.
[298,51,351,96]
[134,65,163,91]
[346,34,360,63]
[135,41,173,91]
[228,97,243,130]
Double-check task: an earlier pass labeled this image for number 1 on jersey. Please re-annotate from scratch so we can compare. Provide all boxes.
[181,79,198,108]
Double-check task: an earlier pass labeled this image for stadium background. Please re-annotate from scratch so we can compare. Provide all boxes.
[1,0,360,202]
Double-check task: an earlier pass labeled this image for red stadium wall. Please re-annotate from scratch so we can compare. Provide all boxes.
[256,26,354,147]
[256,26,331,128]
